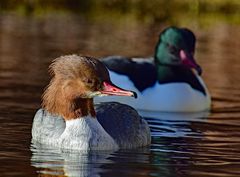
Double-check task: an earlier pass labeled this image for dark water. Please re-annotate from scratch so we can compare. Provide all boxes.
[0,13,240,177]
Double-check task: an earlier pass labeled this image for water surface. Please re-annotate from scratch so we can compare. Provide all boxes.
[0,13,240,177]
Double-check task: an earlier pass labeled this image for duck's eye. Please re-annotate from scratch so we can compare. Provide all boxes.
[88,80,93,84]
[167,44,178,54]
[84,78,93,85]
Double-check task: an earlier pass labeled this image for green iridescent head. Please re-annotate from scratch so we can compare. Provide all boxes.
[154,27,201,75]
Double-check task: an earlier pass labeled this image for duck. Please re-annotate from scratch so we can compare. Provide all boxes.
[31,55,150,150]
[94,26,211,112]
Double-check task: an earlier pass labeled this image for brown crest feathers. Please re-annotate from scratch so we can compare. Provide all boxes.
[41,55,106,120]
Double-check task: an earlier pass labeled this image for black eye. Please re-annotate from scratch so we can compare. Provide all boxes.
[84,78,93,85]
[87,79,94,85]
[167,44,179,54]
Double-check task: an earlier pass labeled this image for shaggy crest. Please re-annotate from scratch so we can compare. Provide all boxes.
[42,55,109,120]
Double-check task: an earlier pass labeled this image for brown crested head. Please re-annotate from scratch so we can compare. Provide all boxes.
[42,55,136,120]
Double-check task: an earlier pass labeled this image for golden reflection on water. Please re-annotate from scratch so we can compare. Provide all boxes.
[0,6,240,177]
[1,14,240,110]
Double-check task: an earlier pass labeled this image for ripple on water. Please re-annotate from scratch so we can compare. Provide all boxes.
[0,13,240,177]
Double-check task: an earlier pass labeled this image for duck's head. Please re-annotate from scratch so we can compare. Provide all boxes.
[154,27,202,75]
[42,55,136,120]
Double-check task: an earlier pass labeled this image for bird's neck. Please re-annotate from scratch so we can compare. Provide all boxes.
[64,98,96,120]
[156,64,206,95]
[42,81,96,120]
[156,64,192,82]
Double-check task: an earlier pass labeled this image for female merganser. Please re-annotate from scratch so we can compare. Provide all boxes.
[95,27,211,112]
[32,55,150,150]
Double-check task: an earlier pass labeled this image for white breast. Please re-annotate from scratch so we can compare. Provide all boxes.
[94,71,211,112]
[32,109,118,150]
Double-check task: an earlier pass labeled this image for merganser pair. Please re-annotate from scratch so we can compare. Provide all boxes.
[95,27,211,112]
[32,55,151,150]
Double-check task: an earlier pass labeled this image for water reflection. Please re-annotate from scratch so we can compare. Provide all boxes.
[30,112,210,177]
[145,111,240,177]
[31,143,114,177]
[142,111,209,138]
[31,143,152,177]
[1,7,240,177]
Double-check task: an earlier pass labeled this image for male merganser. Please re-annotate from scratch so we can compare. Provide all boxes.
[95,27,211,112]
[32,55,150,150]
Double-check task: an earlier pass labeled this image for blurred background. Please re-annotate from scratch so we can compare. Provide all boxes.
[1,0,240,110]
[1,1,240,177]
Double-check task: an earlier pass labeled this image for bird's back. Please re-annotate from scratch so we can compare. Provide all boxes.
[95,102,151,149]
